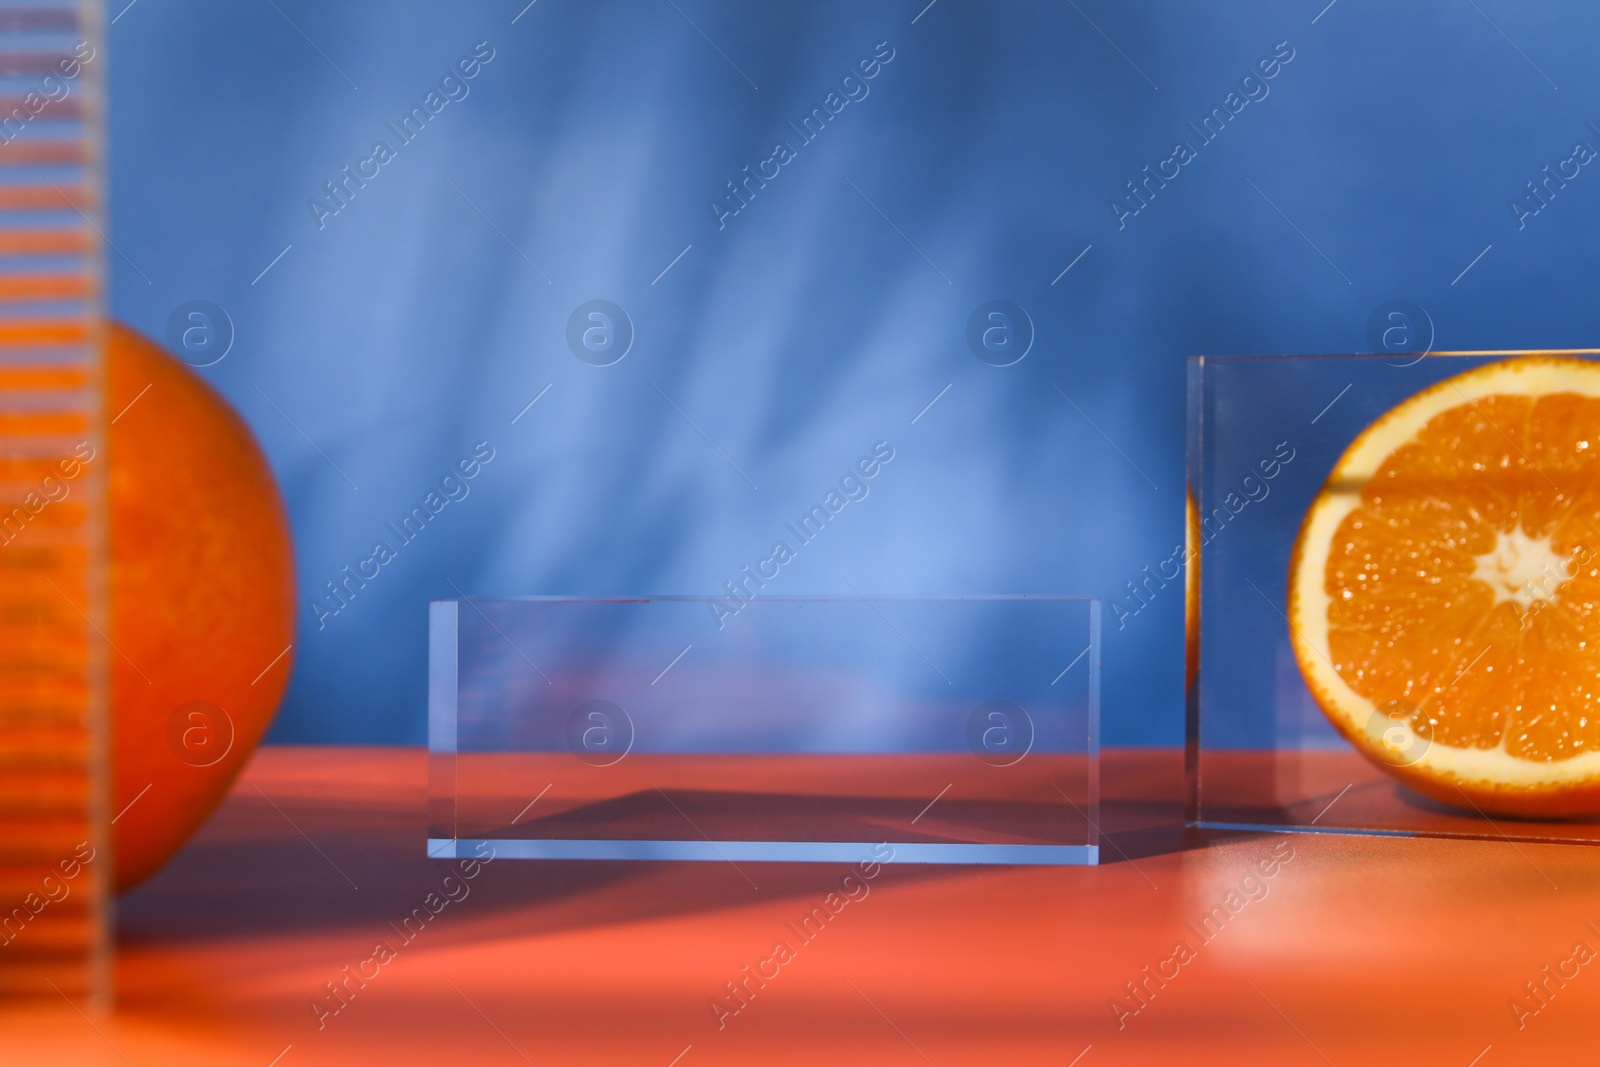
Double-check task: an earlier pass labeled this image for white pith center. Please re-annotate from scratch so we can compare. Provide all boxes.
[1472,526,1574,610]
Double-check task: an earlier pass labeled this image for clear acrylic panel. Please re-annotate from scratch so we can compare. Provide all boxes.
[1188,349,1600,845]
[0,0,111,1009]
[429,596,1099,865]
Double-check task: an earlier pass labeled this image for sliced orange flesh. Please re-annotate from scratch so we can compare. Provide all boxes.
[1185,488,1200,695]
[1289,355,1600,817]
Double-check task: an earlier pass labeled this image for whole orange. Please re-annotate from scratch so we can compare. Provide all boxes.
[108,322,295,889]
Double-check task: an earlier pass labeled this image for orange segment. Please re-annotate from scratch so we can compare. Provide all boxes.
[1289,355,1600,817]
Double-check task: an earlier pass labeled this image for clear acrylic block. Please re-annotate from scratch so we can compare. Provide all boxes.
[1188,350,1600,845]
[429,596,1099,865]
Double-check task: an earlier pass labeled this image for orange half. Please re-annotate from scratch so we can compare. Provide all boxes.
[1185,487,1200,695]
[1289,355,1600,817]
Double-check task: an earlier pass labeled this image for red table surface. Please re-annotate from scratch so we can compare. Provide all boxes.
[5,746,1599,1065]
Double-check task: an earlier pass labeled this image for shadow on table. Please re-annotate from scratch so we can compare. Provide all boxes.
[117,748,1206,949]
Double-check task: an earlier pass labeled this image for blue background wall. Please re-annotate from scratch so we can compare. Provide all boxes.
[104,0,1600,745]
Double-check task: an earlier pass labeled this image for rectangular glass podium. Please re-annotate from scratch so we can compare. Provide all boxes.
[1188,350,1600,846]
[429,596,1099,865]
